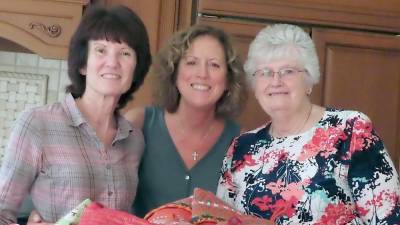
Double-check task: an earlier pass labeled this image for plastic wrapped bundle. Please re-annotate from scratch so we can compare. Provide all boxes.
[144,188,273,225]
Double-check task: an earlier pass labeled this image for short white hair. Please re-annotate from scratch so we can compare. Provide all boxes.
[244,24,320,87]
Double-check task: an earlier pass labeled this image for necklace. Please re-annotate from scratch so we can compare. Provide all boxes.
[178,117,215,161]
[270,104,313,137]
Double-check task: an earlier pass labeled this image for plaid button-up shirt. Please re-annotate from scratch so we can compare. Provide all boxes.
[0,93,144,224]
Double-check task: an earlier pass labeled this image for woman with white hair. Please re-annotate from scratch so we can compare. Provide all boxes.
[216,24,400,224]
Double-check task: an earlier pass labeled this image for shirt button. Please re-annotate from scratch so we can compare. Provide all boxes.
[185,175,190,180]
[108,191,113,196]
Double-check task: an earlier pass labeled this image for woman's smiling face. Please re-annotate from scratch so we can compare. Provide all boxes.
[81,39,137,98]
[176,35,228,110]
[253,58,312,115]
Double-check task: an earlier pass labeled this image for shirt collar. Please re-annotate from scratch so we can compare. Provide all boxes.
[62,93,134,139]
[62,93,86,127]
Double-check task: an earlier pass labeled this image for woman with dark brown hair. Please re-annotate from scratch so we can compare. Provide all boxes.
[0,4,151,224]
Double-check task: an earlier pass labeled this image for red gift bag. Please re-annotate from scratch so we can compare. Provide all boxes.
[79,202,151,225]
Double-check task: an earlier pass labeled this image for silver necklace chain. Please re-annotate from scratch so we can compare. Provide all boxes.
[178,118,215,161]
[270,104,313,137]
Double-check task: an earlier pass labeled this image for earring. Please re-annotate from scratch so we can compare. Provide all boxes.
[306,88,312,96]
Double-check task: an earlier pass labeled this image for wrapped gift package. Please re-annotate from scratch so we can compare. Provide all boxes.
[59,188,272,225]
[145,188,273,225]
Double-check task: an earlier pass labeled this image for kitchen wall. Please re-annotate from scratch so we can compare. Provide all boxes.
[0,50,69,163]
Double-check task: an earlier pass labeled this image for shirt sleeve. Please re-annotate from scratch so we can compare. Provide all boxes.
[0,109,42,224]
[216,138,238,207]
[347,112,400,224]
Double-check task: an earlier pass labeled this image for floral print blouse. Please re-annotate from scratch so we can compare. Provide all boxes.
[217,108,400,224]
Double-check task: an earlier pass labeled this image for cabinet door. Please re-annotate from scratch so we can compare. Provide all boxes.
[0,0,86,59]
[313,28,400,170]
[198,0,400,33]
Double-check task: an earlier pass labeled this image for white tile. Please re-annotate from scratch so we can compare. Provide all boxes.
[38,57,61,69]
[0,65,15,72]
[6,102,17,110]
[6,110,15,120]
[24,103,36,109]
[7,83,17,92]
[18,82,26,91]
[16,53,38,67]
[16,93,27,102]
[7,92,16,103]
[25,85,38,93]
[0,93,7,100]
[0,100,5,111]
[0,51,16,65]
[57,91,67,102]
[58,69,70,93]
[61,60,68,70]
[0,82,7,92]
[15,66,38,74]
[47,90,58,103]
[38,68,59,91]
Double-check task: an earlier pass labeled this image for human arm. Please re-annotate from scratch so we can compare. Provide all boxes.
[347,113,400,223]
[124,107,145,130]
[0,110,42,225]
[216,138,238,207]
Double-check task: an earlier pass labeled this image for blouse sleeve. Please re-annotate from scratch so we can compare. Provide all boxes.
[0,109,42,224]
[216,138,238,207]
[347,112,400,223]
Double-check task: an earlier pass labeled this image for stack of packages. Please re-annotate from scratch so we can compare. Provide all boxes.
[56,188,273,225]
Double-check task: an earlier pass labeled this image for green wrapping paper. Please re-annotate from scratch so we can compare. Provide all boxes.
[55,199,92,225]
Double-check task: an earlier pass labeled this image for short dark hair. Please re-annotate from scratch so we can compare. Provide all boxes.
[67,5,151,110]
[153,24,247,118]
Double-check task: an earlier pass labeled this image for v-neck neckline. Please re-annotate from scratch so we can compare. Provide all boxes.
[160,110,227,171]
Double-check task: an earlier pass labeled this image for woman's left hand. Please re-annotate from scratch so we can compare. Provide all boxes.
[27,210,54,225]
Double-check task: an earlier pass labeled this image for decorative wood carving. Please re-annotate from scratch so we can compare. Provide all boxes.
[29,22,62,38]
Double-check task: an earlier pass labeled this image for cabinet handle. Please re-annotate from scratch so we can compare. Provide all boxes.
[29,22,62,38]
[197,13,219,19]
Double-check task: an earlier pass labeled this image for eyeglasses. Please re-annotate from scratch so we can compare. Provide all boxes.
[252,67,307,79]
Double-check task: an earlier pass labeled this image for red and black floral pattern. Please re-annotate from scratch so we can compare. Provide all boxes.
[217,108,400,224]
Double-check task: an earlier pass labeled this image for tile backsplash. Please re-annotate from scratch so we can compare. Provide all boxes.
[0,51,69,163]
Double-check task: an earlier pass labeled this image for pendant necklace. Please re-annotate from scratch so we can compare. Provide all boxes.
[191,122,215,161]
[179,118,215,161]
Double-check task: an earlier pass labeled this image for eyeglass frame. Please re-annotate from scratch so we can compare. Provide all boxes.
[252,67,308,79]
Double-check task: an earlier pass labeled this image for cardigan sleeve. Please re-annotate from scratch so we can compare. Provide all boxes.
[216,138,238,208]
[346,112,400,224]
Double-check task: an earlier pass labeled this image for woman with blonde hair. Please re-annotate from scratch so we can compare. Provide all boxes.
[126,24,247,217]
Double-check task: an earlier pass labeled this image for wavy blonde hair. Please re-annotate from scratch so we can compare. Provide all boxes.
[152,24,247,119]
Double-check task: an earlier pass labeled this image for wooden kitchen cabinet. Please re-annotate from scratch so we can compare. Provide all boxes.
[197,0,400,170]
[313,28,400,170]
[0,0,87,59]
[198,0,400,33]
